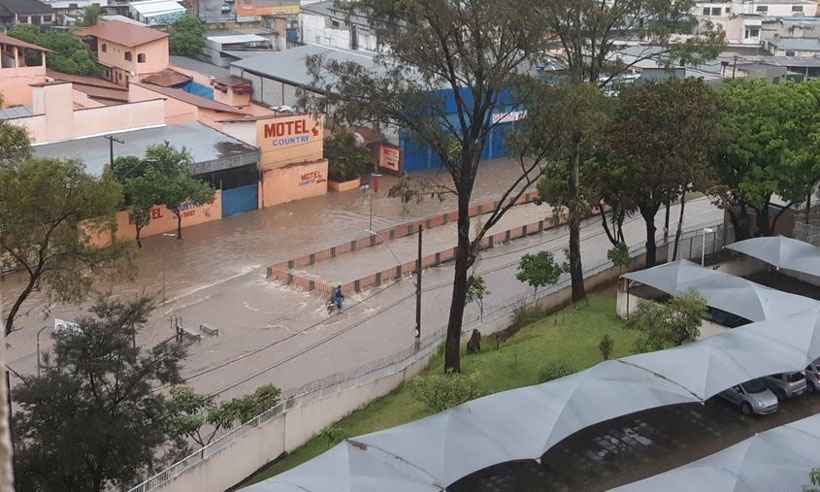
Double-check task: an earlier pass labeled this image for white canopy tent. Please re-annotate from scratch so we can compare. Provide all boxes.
[727,235,820,280]
[612,412,820,492]
[621,307,820,399]
[622,260,819,322]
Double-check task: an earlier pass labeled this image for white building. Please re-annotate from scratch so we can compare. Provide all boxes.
[299,0,378,53]
[128,0,184,26]
[694,0,817,46]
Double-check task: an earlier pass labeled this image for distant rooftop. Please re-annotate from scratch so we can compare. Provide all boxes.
[132,82,246,114]
[130,0,184,16]
[32,122,259,176]
[0,32,51,52]
[768,37,820,52]
[100,14,146,25]
[170,55,230,79]
[0,0,52,15]
[0,106,32,120]
[302,0,372,27]
[76,20,168,47]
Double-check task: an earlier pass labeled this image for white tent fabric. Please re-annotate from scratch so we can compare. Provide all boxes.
[621,307,820,399]
[353,361,700,486]
[622,260,819,321]
[727,235,820,280]
[242,440,444,492]
[611,412,820,492]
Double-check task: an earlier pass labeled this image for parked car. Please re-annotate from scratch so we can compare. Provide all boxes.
[719,379,779,416]
[763,371,808,400]
[805,359,820,393]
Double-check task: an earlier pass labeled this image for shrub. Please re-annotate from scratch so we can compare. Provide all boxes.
[410,371,481,412]
[599,334,614,360]
[537,362,574,383]
[318,425,347,449]
[325,132,373,181]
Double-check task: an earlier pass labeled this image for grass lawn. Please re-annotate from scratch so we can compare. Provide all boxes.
[239,291,638,487]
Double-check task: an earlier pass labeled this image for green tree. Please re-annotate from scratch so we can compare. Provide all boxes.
[529,0,723,302]
[9,25,100,76]
[410,371,481,413]
[0,158,129,337]
[112,155,162,248]
[515,250,562,300]
[712,80,820,239]
[169,15,207,57]
[325,131,373,182]
[168,384,280,450]
[465,273,489,321]
[627,292,707,352]
[607,242,631,272]
[142,143,214,240]
[0,120,31,167]
[805,468,820,492]
[599,334,614,361]
[603,79,720,266]
[79,4,101,26]
[306,0,549,373]
[11,297,187,492]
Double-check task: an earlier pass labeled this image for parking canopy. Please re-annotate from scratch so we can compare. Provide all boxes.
[622,260,819,321]
[621,307,820,400]
[727,235,820,280]
[611,412,820,492]
[353,361,700,487]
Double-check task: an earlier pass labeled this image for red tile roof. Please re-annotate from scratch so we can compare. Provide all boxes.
[75,20,168,48]
[73,84,129,103]
[47,69,123,90]
[140,68,192,87]
[132,82,246,115]
[0,33,51,53]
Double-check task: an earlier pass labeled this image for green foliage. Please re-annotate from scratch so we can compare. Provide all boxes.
[627,292,708,352]
[711,80,820,238]
[168,384,281,449]
[169,15,207,57]
[0,119,31,166]
[537,361,573,383]
[805,468,820,492]
[12,296,187,492]
[607,242,631,270]
[515,250,562,298]
[599,334,614,361]
[9,24,101,75]
[0,158,130,335]
[466,273,490,320]
[409,371,482,413]
[325,132,373,181]
[80,4,101,26]
[318,425,348,449]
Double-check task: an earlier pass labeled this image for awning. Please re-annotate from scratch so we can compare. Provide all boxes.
[611,412,820,492]
[622,260,819,321]
[727,235,820,281]
[621,307,820,399]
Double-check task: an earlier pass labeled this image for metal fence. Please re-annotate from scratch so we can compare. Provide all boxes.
[127,218,726,492]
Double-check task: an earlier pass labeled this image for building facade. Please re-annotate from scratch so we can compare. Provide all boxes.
[0,0,54,28]
[300,0,378,53]
[694,0,817,46]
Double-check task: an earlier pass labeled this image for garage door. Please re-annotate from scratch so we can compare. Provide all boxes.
[222,183,258,217]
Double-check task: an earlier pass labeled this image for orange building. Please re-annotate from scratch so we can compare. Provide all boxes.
[76,20,170,86]
[0,33,48,107]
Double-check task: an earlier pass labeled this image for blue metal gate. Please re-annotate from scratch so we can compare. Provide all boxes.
[221,184,258,217]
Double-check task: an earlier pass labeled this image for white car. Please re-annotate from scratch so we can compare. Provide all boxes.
[718,379,779,416]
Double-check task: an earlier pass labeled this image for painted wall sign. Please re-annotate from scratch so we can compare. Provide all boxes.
[257,115,323,154]
[379,144,401,172]
[491,110,527,125]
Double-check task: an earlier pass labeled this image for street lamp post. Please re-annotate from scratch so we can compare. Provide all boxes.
[701,227,715,266]
[160,233,177,303]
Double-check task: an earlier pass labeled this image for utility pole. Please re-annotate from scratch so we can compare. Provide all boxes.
[415,225,422,348]
[731,55,738,80]
[104,135,125,169]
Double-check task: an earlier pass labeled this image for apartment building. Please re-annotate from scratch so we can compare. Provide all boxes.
[694,0,817,46]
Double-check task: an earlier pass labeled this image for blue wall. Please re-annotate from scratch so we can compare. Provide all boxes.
[400,87,520,172]
[183,81,215,100]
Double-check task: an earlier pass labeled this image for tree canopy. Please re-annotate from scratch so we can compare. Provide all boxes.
[9,25,101,76]
[169,15,207,57]
[325,132,373,182]
[515,250,562,299]
[0,158,130,336]
[711,80,820,238]
[12,297,187,492]
[627,292,707,352]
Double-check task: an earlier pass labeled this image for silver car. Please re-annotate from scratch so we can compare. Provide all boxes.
[805,359,820,393]
[763,371,808,400]
[719,379,779,416]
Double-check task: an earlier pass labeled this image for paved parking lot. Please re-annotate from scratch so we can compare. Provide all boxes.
[451,394,820,491]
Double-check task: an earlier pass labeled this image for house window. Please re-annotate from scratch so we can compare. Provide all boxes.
[124,51,132,61]
[18,15,28,23]
[786,50,796,56]
[792,5,803,13]
[745,27,760,38]
[101,43,107,52]
[137,53,145,63]
[702,7,710,15]
[330,19,340,27]
[42,14,51,22]
[756,5,768,14]
[711,7,721,15]
[725,7,731,13]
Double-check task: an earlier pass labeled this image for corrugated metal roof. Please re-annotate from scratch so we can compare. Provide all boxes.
[0,106,32,120]
[170,55,230,79]
[32,122,259,176]
[207,34,269,45]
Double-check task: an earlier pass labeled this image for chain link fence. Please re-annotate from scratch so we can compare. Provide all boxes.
[127,218,726,492]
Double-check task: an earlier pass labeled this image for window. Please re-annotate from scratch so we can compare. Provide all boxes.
[792,5,803,13]
[786,50,796,56]
[101,43,107,52]
[711,7,721,15]
[745,27,760,38]
[42,14,51,22]
[124,51,132,61]
[137,53,145,63]
[330,19,340,27]
[17,15,28,23]
[725,6,731,13]
[756,5,768,14]
[702,7,710,15]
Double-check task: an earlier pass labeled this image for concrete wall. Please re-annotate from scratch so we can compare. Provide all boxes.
[261,159,328,208]
[0,65,47,107]
[129,83,199,125]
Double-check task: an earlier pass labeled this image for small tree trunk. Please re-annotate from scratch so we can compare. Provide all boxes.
[135,225,143,248]
[598,204,618,246]
[673,195,687,261]
[806,192,812,225]
[567,140,585,302]
[175,211,183,240]
[644,213,658,267]
[444,194,472,373]
[664,200,671,242]
[754,203,771,236]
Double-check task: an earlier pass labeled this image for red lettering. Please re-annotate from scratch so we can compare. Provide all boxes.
[295,120,304,134]
[264,124,274,139]
[151,208,162,219]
